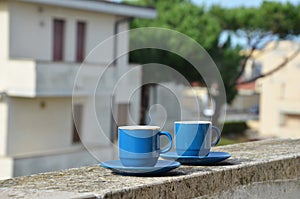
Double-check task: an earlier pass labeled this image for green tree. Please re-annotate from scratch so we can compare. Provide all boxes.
[129,0,242,124]
[128,0,300,124]
[210,1,300,85]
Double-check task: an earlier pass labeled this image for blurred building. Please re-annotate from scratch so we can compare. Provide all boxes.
[229,51,261,114]
[0,0,156,179]
[236,60,261,112]
[254,41,300,138]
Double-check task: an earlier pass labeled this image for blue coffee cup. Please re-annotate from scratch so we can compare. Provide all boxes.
[118,126,173,167]
[175,121,221,156]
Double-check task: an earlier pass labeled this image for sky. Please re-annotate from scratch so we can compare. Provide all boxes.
[191,0,300,8]
[190,0,300,48]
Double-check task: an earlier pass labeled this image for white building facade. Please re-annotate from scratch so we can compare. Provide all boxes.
[258,41,300,138]
[0,0,156,179]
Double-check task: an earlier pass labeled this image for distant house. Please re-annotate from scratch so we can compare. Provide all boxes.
[254,41,300,138]
[227,50,261,113]
[0,0,156,179]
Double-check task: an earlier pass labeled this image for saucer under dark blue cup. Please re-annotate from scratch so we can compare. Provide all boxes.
[99,160,180,175]
[160,151,231,165]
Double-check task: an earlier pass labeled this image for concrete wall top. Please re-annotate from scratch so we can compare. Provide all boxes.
[0,138,299,198]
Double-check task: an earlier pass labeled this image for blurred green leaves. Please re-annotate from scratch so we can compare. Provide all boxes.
[128,0,300,103]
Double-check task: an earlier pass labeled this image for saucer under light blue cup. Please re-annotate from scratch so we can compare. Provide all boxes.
[118,125,173,167]
[175,121,221,156]
[99,160,180,175]
[160,151,231,165]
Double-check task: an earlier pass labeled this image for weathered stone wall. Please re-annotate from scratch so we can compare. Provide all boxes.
[0,138,299,198]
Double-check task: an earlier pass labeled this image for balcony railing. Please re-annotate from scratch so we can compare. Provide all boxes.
[1,59,138,97]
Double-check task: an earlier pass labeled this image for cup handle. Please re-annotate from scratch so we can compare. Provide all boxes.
[158,131,173,153]
[211,126,221,146]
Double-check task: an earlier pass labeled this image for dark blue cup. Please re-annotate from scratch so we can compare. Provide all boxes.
[118,126,172,167]
[175,121,221,156]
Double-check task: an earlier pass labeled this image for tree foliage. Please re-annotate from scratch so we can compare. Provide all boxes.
[128,0,300,106]
[210,1,300,34]
[129,0,243,104]
[211,1,300,85]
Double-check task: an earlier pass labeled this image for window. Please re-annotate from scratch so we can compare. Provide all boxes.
[72,104,83,143]
[53,19,65,61]
[76,21,86,62]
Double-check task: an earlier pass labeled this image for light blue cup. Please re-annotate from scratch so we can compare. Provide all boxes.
[175,121,221,156]
[118,126,172,167]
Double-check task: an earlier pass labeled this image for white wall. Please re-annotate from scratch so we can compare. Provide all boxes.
[259,41,300,138]
[0,98,8,156]
[116,20,129,67]
[0,1,9,93]
[9,0,51,60]
[85,11,115,64]
[113,64,141,126]
[0,0,9,59]
[0,157,13,180]
[0,59,36,96]
[36,61,80,96]
[80,65,117,92]
[73,96,113,146]
[13,148,114,177]
[5,95,117,154]
[7,97,73,155]
[9,0,116,64]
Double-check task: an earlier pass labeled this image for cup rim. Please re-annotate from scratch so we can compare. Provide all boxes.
[174,121,211,124]
[118,125,160,130]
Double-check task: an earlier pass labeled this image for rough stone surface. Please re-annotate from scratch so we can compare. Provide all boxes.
[204,178,300,199]
[0,188,96,199]
[0,138,299,198]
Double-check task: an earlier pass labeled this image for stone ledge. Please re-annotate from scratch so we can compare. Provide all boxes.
[0,138,299,198]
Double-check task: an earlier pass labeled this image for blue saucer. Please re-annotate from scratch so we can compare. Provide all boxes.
[99,160,180,175]
[160,151,231,165]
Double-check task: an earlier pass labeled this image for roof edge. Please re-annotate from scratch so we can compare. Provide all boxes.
[20,0,157,19]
